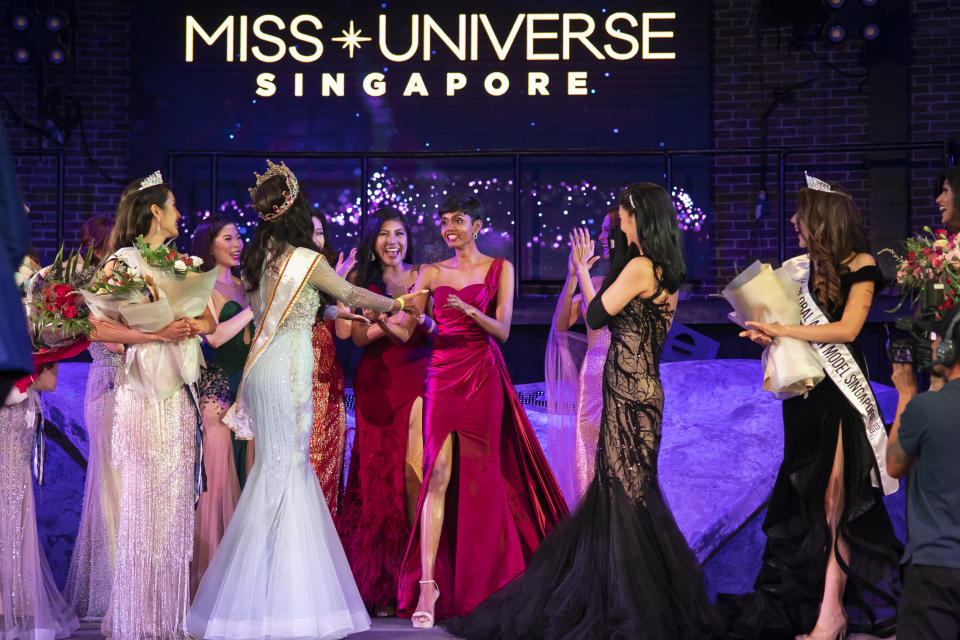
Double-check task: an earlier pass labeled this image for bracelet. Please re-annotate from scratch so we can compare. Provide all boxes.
[395,296,405,311]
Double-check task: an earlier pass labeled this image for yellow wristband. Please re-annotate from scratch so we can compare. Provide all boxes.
[395,296,405,311]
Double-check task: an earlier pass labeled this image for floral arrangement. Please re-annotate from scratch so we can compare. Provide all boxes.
[134,235,203,274]
[28,246,98,349]
[86,256,153,301]
[881,226,960,313]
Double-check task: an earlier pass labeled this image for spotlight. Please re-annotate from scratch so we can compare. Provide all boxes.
[826,24,846,42]
[44,11,68,32]
[11,12,31,31]
[861,23,880,40]
[826,0,846,7]
[861,0,879,6]
[12,47,31,63]
[47,46,66,64]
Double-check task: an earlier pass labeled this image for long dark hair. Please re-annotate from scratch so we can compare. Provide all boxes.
[110,178,170,250]
[938,168,960,234]
[609,182,685,294]
[191,216,233,273]
[796,184,870,311]
[242,173,317,292]
[311,212,337,265]
[353,206,414,287]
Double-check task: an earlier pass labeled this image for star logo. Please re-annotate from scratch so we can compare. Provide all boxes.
[331,20,372,59]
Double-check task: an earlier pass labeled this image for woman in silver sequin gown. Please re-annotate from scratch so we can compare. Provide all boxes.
[97,179,216,640]
[0,390,80,640]
[63,342,122,619]
[187,166,409,640]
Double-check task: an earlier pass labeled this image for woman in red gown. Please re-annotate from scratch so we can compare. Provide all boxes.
[337,207,432,616]
[383,195,568,628]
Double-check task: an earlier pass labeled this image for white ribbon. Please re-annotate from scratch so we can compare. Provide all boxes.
[782,255,898,495]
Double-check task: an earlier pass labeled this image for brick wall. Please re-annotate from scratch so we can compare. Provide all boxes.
[0,2,131,260]
[711,0,960,285]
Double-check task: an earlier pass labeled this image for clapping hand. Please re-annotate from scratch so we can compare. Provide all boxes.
[443,294,475,317]
[335,248,358,278]
[570,227,600,274]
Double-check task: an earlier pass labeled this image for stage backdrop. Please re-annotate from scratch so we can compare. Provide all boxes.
[130,1,712,283]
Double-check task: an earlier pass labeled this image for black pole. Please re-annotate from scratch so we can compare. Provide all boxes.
[56,153,64,249]
[778,151,786,263]
[513,153,521,299]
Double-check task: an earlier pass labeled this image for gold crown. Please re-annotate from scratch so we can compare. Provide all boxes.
[248,160,299,221]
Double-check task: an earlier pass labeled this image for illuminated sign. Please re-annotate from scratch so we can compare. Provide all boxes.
[184,12,679,97]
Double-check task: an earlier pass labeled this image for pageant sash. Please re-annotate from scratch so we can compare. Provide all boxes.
[782,255,898,495]
[223,247,323,439]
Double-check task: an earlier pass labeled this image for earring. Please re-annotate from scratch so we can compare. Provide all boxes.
[473,233,478,240]
[369,251,376,262]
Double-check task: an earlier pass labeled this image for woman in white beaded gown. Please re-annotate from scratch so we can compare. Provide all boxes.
[187,162,419,640]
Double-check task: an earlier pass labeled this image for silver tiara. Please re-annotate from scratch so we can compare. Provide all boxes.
[628,194,636,210]
[804,171,851,199]
[139,170,164,191]
[248,160,300,222]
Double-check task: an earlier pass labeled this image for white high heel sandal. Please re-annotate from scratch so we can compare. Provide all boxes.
[412,579,440,629]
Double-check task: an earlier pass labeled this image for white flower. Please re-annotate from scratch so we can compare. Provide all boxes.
[174,259,187,273]
[191,256,204,268]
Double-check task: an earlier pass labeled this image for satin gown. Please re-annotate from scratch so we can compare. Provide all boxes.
[446,288,721,639]
[64,342,122,619]
[338,282,430,610]
[309,318,347,515]
[397,258,568,620]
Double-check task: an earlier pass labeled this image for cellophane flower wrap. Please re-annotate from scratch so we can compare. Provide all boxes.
[81,239,217,403]
[722,260,825,399]
[880,226,960,315]
[25,246,97,351]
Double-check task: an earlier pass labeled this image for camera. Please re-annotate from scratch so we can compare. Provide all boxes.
[886,283,944,372]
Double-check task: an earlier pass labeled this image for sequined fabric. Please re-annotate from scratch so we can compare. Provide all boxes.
[64,342,121,620]
[574,326,610,496]
[186,268,371,639]
[105,370,195,640]
[308,319,346,515]
[0,394,79,639]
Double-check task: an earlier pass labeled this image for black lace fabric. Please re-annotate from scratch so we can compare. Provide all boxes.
[446,294,721,640]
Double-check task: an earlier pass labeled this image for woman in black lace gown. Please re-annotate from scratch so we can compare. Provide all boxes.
[445,183,720,640]
[732,179,902,640]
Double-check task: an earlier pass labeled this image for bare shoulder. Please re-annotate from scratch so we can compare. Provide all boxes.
[848,252,877,271]
[624,256,655,276]
[498,258,515,278]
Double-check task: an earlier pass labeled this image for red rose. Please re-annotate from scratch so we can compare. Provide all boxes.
[183,256,193,267]
[937,228,948,237]
[168,248,176,258]
[923,247,933,256]
[44,304,55,312]
[62,303,77,319]
[908,251,916,260]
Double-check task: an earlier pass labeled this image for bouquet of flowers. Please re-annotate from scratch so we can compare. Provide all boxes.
[135,235,204,275]
[27,246,98,350]
[723,260,825,398]
[880,226,960,313]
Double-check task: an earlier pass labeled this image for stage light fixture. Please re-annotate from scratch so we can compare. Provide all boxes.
[44,11,67,32]
[861,0,879,6]
[13,47,31,63]
[861,23,880,39]
[47,46,66,64]
[11,12,31,31]
[826,0,846,8]
[826,24,847,42]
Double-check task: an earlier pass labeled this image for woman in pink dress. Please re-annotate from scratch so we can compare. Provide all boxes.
[337,207,432,616]
[383,195,568,628]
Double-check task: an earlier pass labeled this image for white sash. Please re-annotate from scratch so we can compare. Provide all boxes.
[222,247,322,439]
[781,255,898,495]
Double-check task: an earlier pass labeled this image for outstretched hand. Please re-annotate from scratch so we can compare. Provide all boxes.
[335,248,358,278]
[391,290,428,319]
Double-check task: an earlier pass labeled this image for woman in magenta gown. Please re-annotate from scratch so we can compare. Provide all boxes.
[383,194,568,627]
[337,207,432,615]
